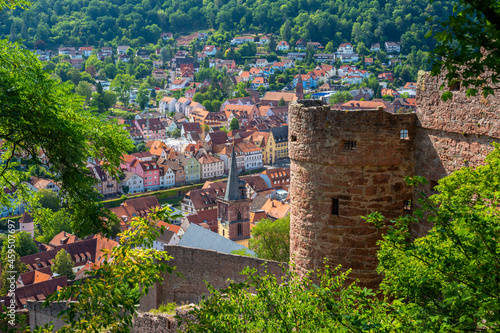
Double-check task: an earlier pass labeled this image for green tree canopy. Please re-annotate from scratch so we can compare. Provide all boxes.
[13,231,38,257]
[136,83,150,110]
[110,73,135,108]
[229,117,239,131]
[1,39,132,237]
[35,208,73,244]
[37,189,60,212]
[75,81,93,105]
[52,249,75,280]
[329,91,353,105]
[249,215,290,262]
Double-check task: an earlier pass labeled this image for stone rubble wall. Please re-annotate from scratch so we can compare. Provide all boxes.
[413,71,500,236]
[140,245,285,312]
[27,301,70,332]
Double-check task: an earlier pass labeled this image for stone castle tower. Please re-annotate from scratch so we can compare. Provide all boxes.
[217,145,251,246]
[288,72,500,286]
[289,100,416,287]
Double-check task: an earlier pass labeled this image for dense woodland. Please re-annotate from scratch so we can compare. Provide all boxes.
[2,0,455,53]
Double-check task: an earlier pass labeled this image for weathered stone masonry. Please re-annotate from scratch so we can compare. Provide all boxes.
[416,71,500,182]
[140,245,284,312]
[289,100,416,288]
[289,72,500,286]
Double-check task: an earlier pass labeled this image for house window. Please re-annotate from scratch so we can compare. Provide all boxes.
[403,199,412,211]
[237,223,242,236]
[332,198,339,215]
[343,140,356,150]
[400,130,409,139]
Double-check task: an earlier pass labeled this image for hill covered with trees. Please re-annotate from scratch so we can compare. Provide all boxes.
[3,0,455,52]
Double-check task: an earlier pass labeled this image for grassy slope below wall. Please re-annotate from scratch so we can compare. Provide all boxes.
[102,183,204,209]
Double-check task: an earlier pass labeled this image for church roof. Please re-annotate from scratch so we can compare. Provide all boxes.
[178,224,254,255]
[224,145,241,201]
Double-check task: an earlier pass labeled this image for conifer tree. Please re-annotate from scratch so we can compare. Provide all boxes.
[52,249,75,280]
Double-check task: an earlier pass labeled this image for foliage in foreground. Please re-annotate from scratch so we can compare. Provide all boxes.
[185,144,500,332]
[0,35,133,238]
[32,208,175,333]
[372,143,500,331]
[430,0,500,100]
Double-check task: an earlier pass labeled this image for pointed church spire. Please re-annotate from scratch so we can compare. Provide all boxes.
[224,144,241,201]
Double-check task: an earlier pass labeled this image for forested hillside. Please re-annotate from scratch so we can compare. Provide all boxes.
[3,0,455,51]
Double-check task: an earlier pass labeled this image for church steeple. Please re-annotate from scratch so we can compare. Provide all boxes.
[224,145,241,201]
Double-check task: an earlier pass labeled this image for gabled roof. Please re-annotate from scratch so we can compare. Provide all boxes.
[248,131,270,147]
[206,131,228,145]
[123,196,161,216]
[250,195,270,212]
[13,276,68,309]
[271,126,288,143]
[49,231,79,247]
[261,199,290,220]
[243,175,270,192]
[404,82,417,89]
[181,122,202,133]
[250,211,268,224]
[131,151,153,160]
[202,180,227,196]
[30,177,58,190]
[262,92,297,102]
[161,96,176,103]
[198,154,222,165]
[19,266,53,286]
[21,238,98,271]
[157,222,182,234]
[187,188,218,210]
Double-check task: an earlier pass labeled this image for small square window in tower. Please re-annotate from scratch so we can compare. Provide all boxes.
[400,129,409,139]
[403,199,412,211]
[332,198,339,215]
[343,140,356,150]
